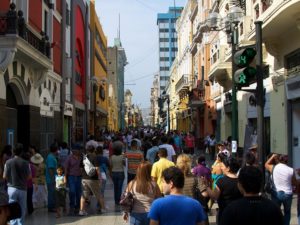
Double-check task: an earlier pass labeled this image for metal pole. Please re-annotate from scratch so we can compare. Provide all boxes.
[61,0,66,143]
[255,21,265,178]
[167,97,170,133]
[94,87,97,136]
[231,24,239,148]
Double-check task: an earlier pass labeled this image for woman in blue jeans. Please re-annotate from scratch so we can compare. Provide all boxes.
[110,141,125,205]
[265,153,296,225]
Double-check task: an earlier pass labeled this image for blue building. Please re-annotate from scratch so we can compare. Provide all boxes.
[157,7,183,94]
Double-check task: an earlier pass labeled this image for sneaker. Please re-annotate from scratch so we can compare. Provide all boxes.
[78,210,88,216]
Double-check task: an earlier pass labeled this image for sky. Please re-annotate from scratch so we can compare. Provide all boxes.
[95,0,187,109]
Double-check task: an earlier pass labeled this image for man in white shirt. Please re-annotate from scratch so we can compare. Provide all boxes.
[158,136,176,162]
[85,135,98,149]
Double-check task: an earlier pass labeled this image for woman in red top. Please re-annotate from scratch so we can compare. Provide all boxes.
[184,132,195,154]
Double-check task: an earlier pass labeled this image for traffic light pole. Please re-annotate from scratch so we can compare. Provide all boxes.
[231,24,239,151]
[255,21,265,177]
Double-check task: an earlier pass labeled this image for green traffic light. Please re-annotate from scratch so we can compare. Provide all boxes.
[234,67,257,86]
[234,48,257,67]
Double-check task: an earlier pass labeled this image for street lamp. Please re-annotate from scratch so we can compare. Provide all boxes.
[161,91,170,133]
[206,6,244,152]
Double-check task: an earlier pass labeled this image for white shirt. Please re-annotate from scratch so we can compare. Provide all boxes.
[273,163,294,194]
[158,144,176,162]
[85,140,98,149]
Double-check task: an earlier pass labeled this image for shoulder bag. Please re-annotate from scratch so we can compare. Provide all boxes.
[119,181,134,212]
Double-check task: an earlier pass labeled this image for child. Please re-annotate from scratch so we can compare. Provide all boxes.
[55,166,67,218]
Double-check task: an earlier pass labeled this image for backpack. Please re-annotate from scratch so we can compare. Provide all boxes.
[83,154,96,177]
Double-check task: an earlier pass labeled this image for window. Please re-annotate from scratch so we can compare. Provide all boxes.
[95,29,107,56]
[159,38,169,42]
[159,28,169,33]
[160,67,169,71]
[44,10,48,35]
[285,49,300,73]
[160,48,169,52]
[160,57,169,61]
[66,3,70,26]
[254,4,259,19]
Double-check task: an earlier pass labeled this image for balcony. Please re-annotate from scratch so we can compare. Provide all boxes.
[188,86,205,109]
[0,3,52,74]
[248,0,300,43]
[175,74,190,95]
[208,45,232,92]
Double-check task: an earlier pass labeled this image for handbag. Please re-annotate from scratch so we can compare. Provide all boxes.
[192,177,209,212]
[264,165,275,194]
[119,182,134,212]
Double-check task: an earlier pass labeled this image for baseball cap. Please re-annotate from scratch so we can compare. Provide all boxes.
[0,183,21,221]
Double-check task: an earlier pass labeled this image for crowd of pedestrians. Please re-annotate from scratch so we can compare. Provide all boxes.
[0,128,299,225]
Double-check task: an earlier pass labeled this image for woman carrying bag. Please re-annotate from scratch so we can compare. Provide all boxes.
[122,161,161,225]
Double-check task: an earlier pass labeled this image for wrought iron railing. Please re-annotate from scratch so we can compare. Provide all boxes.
[0,3,51,58]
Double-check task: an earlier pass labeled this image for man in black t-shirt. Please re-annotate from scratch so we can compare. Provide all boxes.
[220,166,283,225]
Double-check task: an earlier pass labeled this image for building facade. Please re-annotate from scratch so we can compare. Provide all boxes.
[157,7,183,95]
[171,0,300,169]
[150,74,160,127]
[0,0,63,151]
[107,38,127,131]
[90,0,108,136]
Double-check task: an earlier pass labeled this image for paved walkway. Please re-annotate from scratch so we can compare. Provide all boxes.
[25,152,299,225]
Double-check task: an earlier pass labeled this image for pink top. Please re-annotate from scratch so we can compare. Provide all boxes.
[185,135,195,148]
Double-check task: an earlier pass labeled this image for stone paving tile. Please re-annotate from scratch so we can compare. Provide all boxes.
[25,166,299,225]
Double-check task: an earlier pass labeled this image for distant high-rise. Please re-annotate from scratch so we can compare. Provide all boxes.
[157,7,183,94]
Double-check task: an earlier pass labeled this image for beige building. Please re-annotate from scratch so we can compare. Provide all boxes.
[150,74,160,127]
[169,0,300,166]
[174,0,197,132]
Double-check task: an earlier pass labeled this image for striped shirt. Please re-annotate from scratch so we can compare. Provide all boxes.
[125,149,144,174]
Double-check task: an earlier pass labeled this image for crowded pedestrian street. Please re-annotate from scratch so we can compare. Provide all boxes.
[23,155,299,225]
[1,0,300,224]
[23,174,300,225]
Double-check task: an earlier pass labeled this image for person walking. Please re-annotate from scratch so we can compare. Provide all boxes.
[125,139,144,184]
[146,137,159,164]
[64,145,82,215]
[55,166,67,218]
[3,143,31,225]
[177,154,210,224]
[123,162,161,225]
[184,132,195,155]
[265,154,296,225]
[158,136,176,162]
[78,146,103,216]
[205,157,242,224]
[45,144,58,212]
[220,166,283,225]
[110,141,125,207]
[148,166,206,225]
[151,148,175,193]
[31,153,47,209]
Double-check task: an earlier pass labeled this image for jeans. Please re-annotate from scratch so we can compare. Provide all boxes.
[68,175,82,209]
[130,212,149,225]
[112,172,124,205]
[100,179,107,197]
[272,191,293,225]
[47,182,56,210]
[8,187,27,225]
[27,187,34,214]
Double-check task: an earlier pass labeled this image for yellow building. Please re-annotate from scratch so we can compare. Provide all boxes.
[90,0,108,136]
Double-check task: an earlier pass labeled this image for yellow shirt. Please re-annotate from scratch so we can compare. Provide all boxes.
[151,158,174,192]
